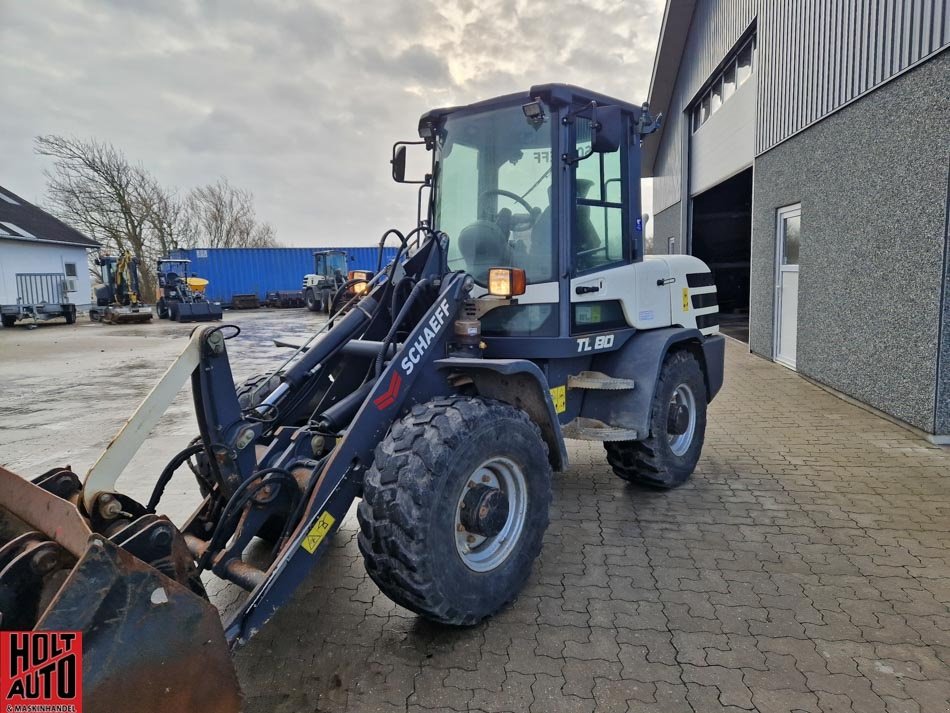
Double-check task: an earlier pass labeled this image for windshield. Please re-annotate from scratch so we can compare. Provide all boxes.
[325,252,347,275]
[433,102,555,284]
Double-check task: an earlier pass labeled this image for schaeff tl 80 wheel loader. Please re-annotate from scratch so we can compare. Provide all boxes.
[0,84,723,711]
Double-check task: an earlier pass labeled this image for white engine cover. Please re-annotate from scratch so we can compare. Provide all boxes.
[570,256,719,335]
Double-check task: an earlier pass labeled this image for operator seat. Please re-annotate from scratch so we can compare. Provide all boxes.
[458,220,509,283]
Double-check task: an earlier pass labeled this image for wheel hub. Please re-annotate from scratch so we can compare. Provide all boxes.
[668,404,690,435]
[454,457,528,572]
[460,484,510,538]
[667,383,697,457]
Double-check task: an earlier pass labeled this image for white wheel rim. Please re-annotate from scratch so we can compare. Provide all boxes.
[454,456,527,572]
[668,383,697,457]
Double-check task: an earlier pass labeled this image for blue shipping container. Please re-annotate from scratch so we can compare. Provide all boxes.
[167,246,400,304]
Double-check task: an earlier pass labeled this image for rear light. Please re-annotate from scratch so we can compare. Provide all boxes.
[487,268,526,297]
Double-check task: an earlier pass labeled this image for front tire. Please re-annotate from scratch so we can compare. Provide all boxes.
[605,349,707,488]
[358,396,551,625]
[305,289,320,312]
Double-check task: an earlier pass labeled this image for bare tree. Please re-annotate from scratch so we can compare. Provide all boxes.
[36,137,279,300]
[35,135,174,297]
[183,179,277,249]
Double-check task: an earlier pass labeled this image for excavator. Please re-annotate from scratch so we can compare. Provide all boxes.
[0,85,723,712]
[88,252,153,324]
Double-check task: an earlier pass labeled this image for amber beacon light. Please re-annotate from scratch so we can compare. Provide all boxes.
[487,268,526,297]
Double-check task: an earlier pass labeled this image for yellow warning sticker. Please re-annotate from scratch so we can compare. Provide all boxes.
[682,287,690,312]
[301,511,336,554]
[550,385,567,414]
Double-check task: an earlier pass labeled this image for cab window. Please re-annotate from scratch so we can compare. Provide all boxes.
[574,117,624,273]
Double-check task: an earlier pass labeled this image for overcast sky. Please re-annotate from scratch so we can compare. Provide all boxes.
[0,0,664,247]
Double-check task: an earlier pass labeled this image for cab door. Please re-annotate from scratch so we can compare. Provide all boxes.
[568,115,634,336]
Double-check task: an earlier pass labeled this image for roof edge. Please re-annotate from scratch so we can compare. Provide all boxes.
[643,0,697,177]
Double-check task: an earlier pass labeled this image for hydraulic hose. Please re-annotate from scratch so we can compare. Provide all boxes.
[375,278,430,378]
[147,442,205,512]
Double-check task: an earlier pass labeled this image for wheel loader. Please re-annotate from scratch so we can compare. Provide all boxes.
[302,249,372,314]
[0,84,723,712]
[156,258,223,322]
[88,252,153,324]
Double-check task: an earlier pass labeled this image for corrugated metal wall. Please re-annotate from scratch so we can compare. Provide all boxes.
[168,247,399,304]
[652,0,758,212]
[757,0,950,151]
[651,0,950,213]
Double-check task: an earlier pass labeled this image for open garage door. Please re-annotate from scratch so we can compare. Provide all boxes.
[690,168,752,342]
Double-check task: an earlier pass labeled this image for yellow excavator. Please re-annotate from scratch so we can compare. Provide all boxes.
[89,252,154,324]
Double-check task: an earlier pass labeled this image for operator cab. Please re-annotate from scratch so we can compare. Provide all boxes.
[404,85,658,340]
[314,250,348,282]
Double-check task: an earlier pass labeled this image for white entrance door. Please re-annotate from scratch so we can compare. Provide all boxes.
[774,204,801,369]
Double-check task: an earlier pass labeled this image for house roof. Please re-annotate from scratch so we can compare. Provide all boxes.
[0,185,100,248]
[643,0,697,176]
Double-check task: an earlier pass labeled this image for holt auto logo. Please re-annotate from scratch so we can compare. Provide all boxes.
[1,632,82,713]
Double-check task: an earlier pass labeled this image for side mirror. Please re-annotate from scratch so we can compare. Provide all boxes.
[391,145,407,183]
[391,141,429,184]
[591,105,622,153]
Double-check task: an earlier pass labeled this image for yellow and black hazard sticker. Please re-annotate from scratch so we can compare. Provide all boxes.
[549,385,566,414]
[301,511,336,554]
[682,287,690,312]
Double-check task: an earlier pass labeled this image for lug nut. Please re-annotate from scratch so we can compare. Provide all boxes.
[481,475,490,483]
[466,535,476,544]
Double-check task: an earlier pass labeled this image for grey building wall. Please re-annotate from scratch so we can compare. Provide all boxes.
[649,0,950,213]
[937,193,950,435]
[651,203,682,254]
[749,51,950,433]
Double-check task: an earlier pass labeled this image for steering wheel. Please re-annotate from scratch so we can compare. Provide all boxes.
[480,189,541,236]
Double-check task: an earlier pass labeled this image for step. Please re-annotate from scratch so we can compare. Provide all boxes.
[567,371,636,390]
[561,417,638,442]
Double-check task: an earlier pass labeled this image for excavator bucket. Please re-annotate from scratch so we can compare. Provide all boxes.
[104,305,153,324]
[0,466,241,713]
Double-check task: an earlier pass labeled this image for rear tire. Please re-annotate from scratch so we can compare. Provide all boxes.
[605,349,707,489]
[64,306,75,325]
[358,396,551,625]
[1,315,16,328]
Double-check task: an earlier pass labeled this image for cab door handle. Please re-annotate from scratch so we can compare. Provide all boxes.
[575,285,600,295]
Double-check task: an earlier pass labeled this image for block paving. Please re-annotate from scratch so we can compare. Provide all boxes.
[233,340,950,712]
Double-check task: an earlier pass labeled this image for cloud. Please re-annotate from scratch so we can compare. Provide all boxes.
[0,0,663,245]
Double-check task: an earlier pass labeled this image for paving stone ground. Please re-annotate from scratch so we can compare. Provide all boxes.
[233,340,950,713]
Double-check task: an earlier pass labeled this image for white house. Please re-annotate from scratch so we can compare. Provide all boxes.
[0,184,99,311]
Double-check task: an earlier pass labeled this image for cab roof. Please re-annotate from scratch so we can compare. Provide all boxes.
[418,83,644,133]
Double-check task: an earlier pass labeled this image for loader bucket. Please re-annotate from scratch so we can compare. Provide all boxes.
[0,467,241,713]
[171,302,222,322]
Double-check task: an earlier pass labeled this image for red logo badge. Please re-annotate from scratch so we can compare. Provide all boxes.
[1,631,82,712]
[373,371,402,410]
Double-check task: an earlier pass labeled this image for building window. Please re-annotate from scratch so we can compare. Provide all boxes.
[64,262,78,277]
[690,35,756,133]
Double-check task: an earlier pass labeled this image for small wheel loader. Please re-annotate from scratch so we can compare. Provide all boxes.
[156,258,223,322]
[89,252,154,324]
[0,85,724,712]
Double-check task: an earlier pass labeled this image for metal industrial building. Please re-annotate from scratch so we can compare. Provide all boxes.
[645,0,950,441]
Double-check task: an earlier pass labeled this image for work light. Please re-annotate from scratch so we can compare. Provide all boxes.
[522,100,545,124]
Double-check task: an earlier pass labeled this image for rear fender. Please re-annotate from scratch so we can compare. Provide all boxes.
[434,358,568,471]
[580,328,722,438]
